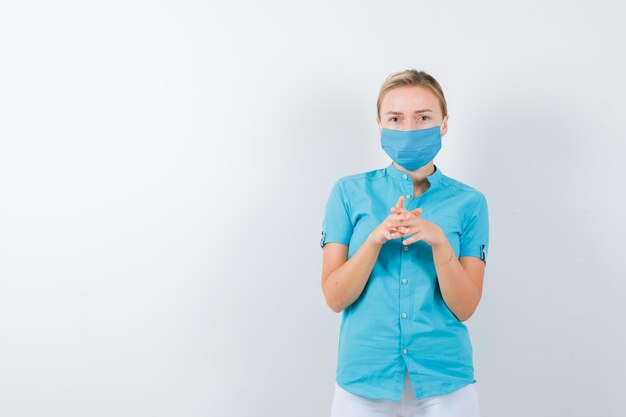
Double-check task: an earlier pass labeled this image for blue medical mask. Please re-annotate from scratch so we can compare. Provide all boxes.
[380,124,443,171]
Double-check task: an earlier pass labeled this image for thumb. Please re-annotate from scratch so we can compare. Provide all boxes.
[411,208,423,217]
[395,195,404,209]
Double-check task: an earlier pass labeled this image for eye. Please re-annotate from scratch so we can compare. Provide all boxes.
[418,115,430,121]
[389,116,400,122]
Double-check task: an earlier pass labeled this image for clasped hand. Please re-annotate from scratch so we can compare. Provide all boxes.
[370,195,446,247]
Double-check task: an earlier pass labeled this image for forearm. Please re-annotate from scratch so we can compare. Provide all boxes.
[431,239,480,322]
[323,236,383,313]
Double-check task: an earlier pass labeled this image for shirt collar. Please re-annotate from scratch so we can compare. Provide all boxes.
[385,162,444,189]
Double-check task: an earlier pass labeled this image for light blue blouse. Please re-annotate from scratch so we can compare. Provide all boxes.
[320,162,489,401]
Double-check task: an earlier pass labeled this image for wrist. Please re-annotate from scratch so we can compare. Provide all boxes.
[367,232,386,247]
[431,233,454,266]
[431,228,448,249]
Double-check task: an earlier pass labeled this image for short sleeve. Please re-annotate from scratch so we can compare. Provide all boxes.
[320,179,353,248]
[459,193,489,263]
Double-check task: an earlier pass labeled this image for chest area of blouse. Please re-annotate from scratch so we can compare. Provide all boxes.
[345,182,463,257]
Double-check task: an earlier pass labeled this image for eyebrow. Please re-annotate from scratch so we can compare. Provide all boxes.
[385,109,433,115]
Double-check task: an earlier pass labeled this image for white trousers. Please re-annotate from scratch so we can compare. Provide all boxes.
[330,368,481,417]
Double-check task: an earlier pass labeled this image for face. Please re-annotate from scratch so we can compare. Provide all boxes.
[376,85,448,136]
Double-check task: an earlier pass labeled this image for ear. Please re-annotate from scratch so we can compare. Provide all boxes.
[440,115,449,137]
[376,117,382,136]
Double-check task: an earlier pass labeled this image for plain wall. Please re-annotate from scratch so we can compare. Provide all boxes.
[1,1,625,416]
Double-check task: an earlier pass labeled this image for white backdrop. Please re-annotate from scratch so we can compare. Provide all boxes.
[1,1,625,416]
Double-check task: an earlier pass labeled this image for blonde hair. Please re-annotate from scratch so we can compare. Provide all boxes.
[376,69,448,120]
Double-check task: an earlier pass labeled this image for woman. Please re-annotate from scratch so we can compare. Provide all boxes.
[320,69,489,417]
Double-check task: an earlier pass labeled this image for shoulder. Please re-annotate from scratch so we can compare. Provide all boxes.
[440,173,486,201]
[438,173,488,218]
[328,168,386,210]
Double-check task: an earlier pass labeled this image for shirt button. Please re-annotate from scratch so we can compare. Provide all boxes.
[402,348,408,355]
[402,174,408,180]
[403,246,409,252]
[401,312,407,319]
[405,194,411,199]
[402,278,408,285]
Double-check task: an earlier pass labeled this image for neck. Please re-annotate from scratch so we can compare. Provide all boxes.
[393,161,435,184]
[393,161,435,198]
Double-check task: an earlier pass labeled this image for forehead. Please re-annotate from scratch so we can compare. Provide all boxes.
[380,85,440,113]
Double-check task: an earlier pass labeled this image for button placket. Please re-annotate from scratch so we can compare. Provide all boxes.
[399,232,413,360]
[404,178,412,201]
[397,174,415,360]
